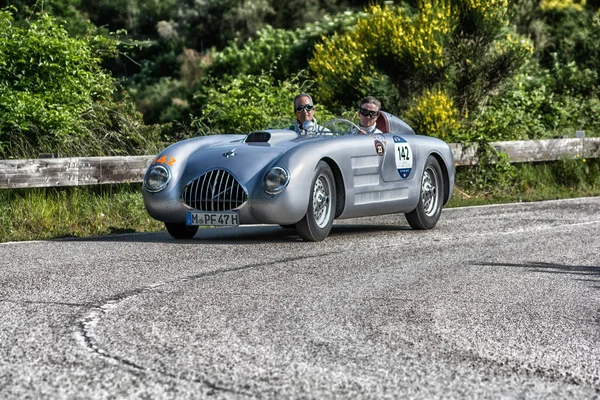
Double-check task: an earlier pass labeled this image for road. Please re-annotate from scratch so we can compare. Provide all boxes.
[1,197,599,399]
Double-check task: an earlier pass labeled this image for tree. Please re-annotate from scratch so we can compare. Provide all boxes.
[0,0,91,35]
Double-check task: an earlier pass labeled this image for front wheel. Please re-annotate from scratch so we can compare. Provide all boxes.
[405,155,444,230]
[165,223,199,239]
[296,161,336,242]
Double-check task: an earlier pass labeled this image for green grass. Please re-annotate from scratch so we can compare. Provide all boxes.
[0,184,163,242]
[1,158,599,242]
[448,158,600,207]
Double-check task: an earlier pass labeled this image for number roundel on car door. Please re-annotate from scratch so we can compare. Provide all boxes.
[393,136,413,179]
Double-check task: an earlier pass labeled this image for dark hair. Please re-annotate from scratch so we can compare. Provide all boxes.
[293,93,314,107]
[359,96,381,110]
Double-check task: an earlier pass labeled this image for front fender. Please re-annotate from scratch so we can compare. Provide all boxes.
[247,143,325,224]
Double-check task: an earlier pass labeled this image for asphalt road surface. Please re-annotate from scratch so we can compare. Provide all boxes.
[1,197,599,399]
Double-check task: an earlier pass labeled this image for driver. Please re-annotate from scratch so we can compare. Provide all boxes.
[290,93,327,134]
[355,96,383,135]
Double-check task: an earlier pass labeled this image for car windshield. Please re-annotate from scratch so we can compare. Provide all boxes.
[264,118,361,136]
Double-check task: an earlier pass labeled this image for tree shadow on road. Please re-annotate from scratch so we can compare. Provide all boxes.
[474,261,600,289]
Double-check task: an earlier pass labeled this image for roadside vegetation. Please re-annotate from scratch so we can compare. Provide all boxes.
[2,157,599,243]
[1,0,600,242]
[0,185,163,242]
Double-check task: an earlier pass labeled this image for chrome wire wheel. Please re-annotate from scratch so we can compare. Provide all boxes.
[312,173,332,228]
[296,161,336,242]
[405,155,444,230]
[421,165,439,217]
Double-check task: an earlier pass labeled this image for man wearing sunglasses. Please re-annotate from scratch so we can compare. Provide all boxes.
[356,96,382,135]
[291,93,327,134]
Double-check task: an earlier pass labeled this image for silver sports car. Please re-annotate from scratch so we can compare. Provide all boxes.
[142,111,455,241]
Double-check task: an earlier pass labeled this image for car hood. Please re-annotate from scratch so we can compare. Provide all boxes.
[180,132,301,185]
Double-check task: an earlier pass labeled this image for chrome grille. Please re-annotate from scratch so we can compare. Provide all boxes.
[181,169,247,211]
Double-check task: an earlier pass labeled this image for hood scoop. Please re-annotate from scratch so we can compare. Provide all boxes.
[245,131,271,143]
[244,130,299,145]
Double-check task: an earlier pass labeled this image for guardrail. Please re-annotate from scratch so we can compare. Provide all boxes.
[1,138,599,189]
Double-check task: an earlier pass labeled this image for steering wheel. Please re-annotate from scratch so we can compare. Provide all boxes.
[320,118,363,136]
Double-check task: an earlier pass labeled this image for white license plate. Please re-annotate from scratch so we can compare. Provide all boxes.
[186,211,239,226]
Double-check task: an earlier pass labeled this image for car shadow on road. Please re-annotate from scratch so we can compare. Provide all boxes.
[473,261,600,289]
[60,224,413,245]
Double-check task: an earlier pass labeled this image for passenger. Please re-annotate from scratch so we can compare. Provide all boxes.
[355,96,383,135]
[290,93,327,134]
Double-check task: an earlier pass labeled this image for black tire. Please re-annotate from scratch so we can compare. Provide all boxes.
[405,155,444,230]
[296,161,336,242]
[165,223,199,239]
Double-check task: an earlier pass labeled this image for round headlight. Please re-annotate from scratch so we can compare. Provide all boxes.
[144,165,171,192]
[263,166,290,195]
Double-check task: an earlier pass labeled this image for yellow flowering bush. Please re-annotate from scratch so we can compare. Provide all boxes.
[405,88,459,138]
[311,32,376,105]
[491,31,535,58]
[309,0,531,139]
[463,0,509,20]
[540,0,586,12]
[364,3,454,70]
[311,2,456,107]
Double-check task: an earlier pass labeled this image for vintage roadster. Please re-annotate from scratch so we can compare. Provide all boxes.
[142,111,455,241]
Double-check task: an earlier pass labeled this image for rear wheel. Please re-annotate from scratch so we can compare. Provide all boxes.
[296,161,336,242]
[165,223,199,239]
[405,155,444,230]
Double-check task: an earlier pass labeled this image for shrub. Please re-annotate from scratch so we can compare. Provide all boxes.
[0,7,165,158]
[405,87,460,138]
[309,1,532,132]
[539,0,587,12]
[190,71,332,134]
[471,55,600,142]
[310,3,454,110]
[205,11,364,82]
[128,77,191,125]
[0,9,114,153]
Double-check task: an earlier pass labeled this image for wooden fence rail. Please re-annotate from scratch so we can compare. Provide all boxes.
[1,138,599,189]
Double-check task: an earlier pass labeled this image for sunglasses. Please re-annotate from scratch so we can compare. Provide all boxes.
[295,104,314,113]
[359,107,379,118]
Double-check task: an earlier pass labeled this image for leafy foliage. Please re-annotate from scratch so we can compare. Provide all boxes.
[0,7,164,158]
[0,0,92,35]
[205,11,364,82]
[309,1,532,139]
[479,0,600,143]
[458,144,518,195]
[128,77,191,124]
[268,0,371,31]
[0,9,108,152]
[470,67,600,141]
[190,71,332,134]
[310,2,457,110]
[2,1,600,155]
